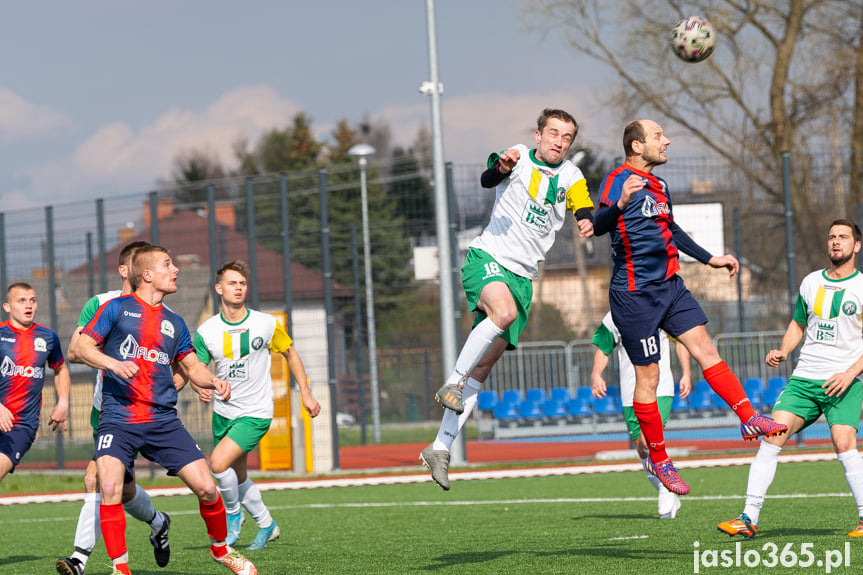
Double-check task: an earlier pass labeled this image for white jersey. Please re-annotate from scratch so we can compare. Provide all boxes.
[598,311,675,406]
[470,144,592,279]
[194,309,293,420]
[77,289,122,410]
[792,269,863,379]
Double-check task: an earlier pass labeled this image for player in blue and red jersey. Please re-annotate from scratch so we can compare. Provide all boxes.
[75,245,256,575]
[0,282,70,483]
[594,119,787,496]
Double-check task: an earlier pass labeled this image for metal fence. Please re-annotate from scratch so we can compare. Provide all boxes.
[7,150,854,472]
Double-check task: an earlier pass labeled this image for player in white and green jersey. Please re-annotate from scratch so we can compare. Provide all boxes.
[421,108,595,490]
[718,219,863,539]
[57,241,171,575]
[194,260,321,550]
[590,311,691,518]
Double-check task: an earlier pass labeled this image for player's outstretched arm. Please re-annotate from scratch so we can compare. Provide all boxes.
[766,320,805,367]
[590,348,609,398]
[76,333,139,379]
[674,340,692,398]
[284,346,321,417]
[48,362,71,432]
[178,353,231,402]
[0,403,12,433]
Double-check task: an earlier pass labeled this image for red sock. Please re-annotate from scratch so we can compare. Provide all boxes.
[113,563,131,575]
[200,496,228,543]
[703,361,755,422]
[632,401,668,463]
[100,502,127,560]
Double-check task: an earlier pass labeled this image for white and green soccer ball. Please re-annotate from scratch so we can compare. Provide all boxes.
[670,16,716,63]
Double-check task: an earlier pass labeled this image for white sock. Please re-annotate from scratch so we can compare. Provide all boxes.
[743,441,782,524]
[213,468,241,514]
[640,455,667,493]
[446,319,503,385]
[71,492,100,564]
[838,450,863,517]
[123,484,162,532]
[433,378,481,451]
[239,478,272,528]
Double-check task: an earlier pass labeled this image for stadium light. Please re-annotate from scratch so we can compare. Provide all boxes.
[348,143,381,444]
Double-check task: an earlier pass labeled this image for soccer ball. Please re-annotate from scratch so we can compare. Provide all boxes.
[670,16,716,63]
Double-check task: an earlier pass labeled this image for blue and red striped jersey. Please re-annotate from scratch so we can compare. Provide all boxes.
[0,321,64,431]
[83,293,193,424]
[598,163,680,291]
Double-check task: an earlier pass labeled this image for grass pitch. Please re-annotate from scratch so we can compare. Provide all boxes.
[0,460,860,574]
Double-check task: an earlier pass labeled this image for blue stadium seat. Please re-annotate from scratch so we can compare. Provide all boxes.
[694,380,711,395]
[542,399,567,419]
[501,390,522,405]
[689,390,714,411]
[566,398,591,418]
[493,401,518,421]
[550,387,571,402]
[671,394,689,411]
[744,378,763,404]
[518,400,543,420]
[525,388,547,404]
[592,395,619,416]
[477,390,498,412]
[575,386,594,402]
[768,377,786,395]
[605,386,621,399]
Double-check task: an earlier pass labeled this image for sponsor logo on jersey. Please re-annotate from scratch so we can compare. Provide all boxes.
[0,337,15,343]
[160,320,175,338]
[123,311,142,318]
[227,360,247,380]
[641,195,670,218]
[0,356,44,379]
[119,334,170,365]
[33,337,47,352]
[252,336,264,350]
[815,320,837,345]
[522,202,550,233]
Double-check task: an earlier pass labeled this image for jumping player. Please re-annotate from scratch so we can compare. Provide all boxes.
[421,108,594,490]
[593,119,786,495]
[0,283,70,483]
[194,260,321,549]
[75,245,256,575]
[718,219,863,538]
[57,241,172,575]
[590,310,691,519]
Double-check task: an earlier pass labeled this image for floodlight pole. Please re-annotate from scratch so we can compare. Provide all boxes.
[423,0,462,465]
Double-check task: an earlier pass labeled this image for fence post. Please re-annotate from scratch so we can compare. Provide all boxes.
[319,169,340,470]
[245,178,260,310]
[781,151,796,317]
[148,191,160,245]
[46,206,63,470]
[350,223,367,445]
[280,173,293,334]
[733,207,744,332]
[207,185,218,314]
[97,199,107,293]
[0,213,6,321]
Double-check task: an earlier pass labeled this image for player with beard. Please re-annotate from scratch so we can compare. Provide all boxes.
[718,219,863,538]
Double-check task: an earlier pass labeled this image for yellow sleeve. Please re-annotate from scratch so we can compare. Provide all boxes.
[268,320,293,354]
[566,177,593,214]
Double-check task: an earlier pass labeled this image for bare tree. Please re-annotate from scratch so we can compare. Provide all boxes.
[524,0,863,287]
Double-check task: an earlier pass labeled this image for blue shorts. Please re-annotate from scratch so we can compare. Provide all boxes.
[609,275,707,366]
[0,426,36,472]
[95,418,205,477]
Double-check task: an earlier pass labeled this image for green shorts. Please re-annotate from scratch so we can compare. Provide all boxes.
[90,406,100,444]
[773,376,863,430]
[622,396,674,441]
[212,412,272,453]
[461,248,532,349]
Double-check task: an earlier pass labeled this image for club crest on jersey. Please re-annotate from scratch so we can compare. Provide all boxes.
[252,336,264,350]
[119,334,170,365]
[556,187,566,203]
[0,356,44,378]
[843,301,857,316]
[160,320,175,339]
[641,195,670,218]
[33,337,47,352]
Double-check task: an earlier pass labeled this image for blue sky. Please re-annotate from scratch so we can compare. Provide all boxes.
[0,1,618,210]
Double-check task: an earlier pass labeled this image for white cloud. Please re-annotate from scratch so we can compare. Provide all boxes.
[11,86,302,209]
[0,88,74,141]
